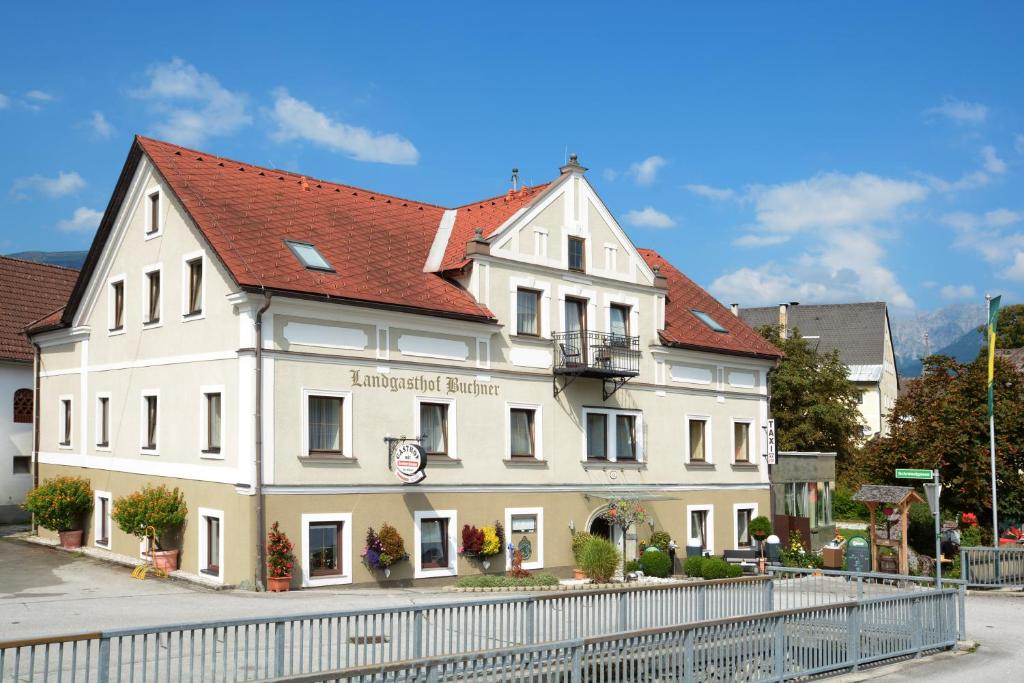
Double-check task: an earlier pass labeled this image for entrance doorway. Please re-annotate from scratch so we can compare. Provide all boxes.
[589,516,611,540]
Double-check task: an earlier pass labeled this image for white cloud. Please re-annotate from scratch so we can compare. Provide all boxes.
[0,93,9,110]
[131,57,251,146]
[1005,253,1024,281]
[940,284,977,302]
[269,89,419,165]
[942,209,1024,264]
[25,90,53,102]
[11,171,86,199]
[602,168,618,182]
[733,233,789,247]
[85,111,114,139]
[628,156,667,185]
[686,183,736,201]
[623,206,675,229]
[57,207,103,233]
[923,169,991,193]
[981,145,1007,174]
[926,98,988,125]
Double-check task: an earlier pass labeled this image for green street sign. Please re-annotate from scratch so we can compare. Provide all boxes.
[895,468,933,480]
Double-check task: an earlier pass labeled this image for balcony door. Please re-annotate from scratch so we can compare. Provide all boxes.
[564,297,588,366]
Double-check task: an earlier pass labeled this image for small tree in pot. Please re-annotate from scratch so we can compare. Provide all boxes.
[266,522,295,591]
[23,476,93,548]
[112,485,187,571]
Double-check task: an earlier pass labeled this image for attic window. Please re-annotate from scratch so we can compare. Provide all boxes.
[285,241,334,272]
[690,309,728,333]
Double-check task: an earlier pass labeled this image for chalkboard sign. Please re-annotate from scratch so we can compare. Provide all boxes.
[846,537,870,573]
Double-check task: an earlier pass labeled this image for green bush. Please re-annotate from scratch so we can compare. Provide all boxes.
[908,502,936,556]
[112,485,187,549]
[578,536,621,583]
[624,559,642,573]
[648,531,672,552]
[571,532,594,566]
[23,476,93,532]
[684,555,704,577]
[455,573,560,588]
[639,549,673,577]
[700,557,730,580]
[749,516,772,541]
[960,525,982,547]
[832,486,869,522]
[725,564,743,578]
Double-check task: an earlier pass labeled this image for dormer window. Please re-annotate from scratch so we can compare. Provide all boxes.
[286,240,334,272]
[568,237,585,273]
[691,309,727,333]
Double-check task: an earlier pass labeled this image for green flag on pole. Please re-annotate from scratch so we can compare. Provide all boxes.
[988,295,1001,416]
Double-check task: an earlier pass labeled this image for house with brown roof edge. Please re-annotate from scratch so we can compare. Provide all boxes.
[0,256,77,522]
[28,137,779,588]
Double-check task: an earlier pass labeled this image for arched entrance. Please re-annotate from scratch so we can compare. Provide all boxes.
[589,516,612,540]
[584,506,635,568]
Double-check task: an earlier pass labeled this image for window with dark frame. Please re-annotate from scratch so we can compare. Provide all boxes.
[734,422,750,462]
[97,397,110,447]
[420,402,449,456]
[147,193,160,234]
[60,399,71,446]
[205,393,221,453]
[419,517,449,569]
[309,521,343,576]
[509,408,536,458]
[737,508,753,547]
[586,412,608,460]
[204,515,221,576]
[97,496,110,546]
[615,415,637,461]
[691,509,709,550]
[144,395,158,450]
[516,288,541,336]
[111,280,124,330]
[688,418,707,462]
[307,395,343,455]
[146,270,161,323]
[568,236,586,272]
[13,388,32,424]
[187,258,203,315]
[609,304,630,341]
[285,240,334,272]
[12,456,31,475]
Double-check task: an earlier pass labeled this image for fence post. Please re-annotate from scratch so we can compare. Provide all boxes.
[97,636,111,682]
[274,621,286,677]
[773,615,786,679]
[525,600,536,644]
[696,585,706,621]
[960,548,968,585]
[618,590,629,631]
[683,629,695,683]
[856,576,864,601]
[764,578,775,613]
[848,604,861,671]
[958,584,966,641]
[571,643,582,683]
[414,610,424,658]
[912,598,923,657]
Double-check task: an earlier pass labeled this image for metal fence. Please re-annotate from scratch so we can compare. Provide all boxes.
[259,588,962,683]
[0,577,770,683]
[961,546,1024,587]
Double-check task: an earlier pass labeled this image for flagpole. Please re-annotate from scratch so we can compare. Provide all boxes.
[986,293,1000,577]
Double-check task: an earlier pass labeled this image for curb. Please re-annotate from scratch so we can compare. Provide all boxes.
[824,640,977,682]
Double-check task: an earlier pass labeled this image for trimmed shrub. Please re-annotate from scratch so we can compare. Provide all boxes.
[23,476,93,532]
[111,485,187,549]
[639,549,672,578]
[578,536,621,583]
[700,557,730,580]
[684,555,704,577]
[648,531,672,552]
[571,532,594,565]
[725,564,743,578]
[624,559,642,573]
[455,573,559,588]
[749,516,772,541]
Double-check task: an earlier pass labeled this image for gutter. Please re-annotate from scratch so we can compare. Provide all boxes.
[31,343,41,535]
[254,292,272,591]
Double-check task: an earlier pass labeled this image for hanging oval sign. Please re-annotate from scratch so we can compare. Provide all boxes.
[394,442,427,484]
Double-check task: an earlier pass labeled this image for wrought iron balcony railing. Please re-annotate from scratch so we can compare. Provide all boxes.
[552,330,640,378]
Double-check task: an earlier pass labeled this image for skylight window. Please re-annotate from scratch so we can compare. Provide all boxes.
[285,240,334,272]
[690,309,728,333]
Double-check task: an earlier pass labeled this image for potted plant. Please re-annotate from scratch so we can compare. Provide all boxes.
[267,522,295,591]
[578,536,621,584]
[362,523,409,577]
[112,485,187,571]
[23,476,93,548]
[571,532,594,579]
[459,522,504,569]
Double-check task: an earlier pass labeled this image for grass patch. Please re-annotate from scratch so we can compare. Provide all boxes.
[454,573,560,588]
[836,528,868,542]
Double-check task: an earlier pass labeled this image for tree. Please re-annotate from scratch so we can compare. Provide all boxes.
[849,354,1024,527]
[980,303,1024,352]
[758,325,863,470]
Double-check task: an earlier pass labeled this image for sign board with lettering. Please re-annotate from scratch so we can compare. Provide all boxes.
[393,443,427,484]
[765,419,777,465]
[895,468,933,480]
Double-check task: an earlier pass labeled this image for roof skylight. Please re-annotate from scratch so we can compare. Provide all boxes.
[285,240,333,272]
[690,309,728,333]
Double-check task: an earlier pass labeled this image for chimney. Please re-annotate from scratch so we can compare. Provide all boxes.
[778,303,788,338]
[652,264,668,289]
[464,227,490,257]
[730,303,739,317]
[560,153,588,176]
[510,167,519,192]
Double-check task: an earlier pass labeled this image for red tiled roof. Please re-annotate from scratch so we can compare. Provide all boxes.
[638,249,782,359]
[0,257,78,362]
[137,137,497,322]
[440,182,553,271]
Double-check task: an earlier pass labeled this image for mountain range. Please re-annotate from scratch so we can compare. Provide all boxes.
[7,250,88,269]
[890,303,986,377]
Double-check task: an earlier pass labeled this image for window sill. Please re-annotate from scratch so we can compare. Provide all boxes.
[304,573,352,587]
[583,461,646,471]
[142,321,163,330]
[107,328,125,337]
[426,455,461,466]
[182,311,205,322]
[200,450,225,461]
[95,446,112,453]
[95,541,110,549]
[730,462,760,470]
[509,334,551,345]
[504,457,547,467]
[684,462,716,469]
[144,230,162,241]
[300,455,358,464]
[141,448,160,457]
[414,566,458,579]
[58,443,73,450]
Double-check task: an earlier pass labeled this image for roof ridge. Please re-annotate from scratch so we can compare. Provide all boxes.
[454,182,553,210]
[0,254,80,273]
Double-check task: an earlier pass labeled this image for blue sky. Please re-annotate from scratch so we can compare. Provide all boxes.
[1,3,1021,315]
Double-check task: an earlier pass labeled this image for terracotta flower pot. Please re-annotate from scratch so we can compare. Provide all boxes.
[58,529,83,549]
[573,568,587,580]
[268,575,291,592]
[151,549,179,572]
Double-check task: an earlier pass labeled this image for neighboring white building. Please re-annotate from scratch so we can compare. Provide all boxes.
[0,256,77,522]
[737,302,899,438]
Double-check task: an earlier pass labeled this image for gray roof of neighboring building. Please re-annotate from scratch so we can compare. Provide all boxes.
[852,484,923,505]
[739,302,889,366]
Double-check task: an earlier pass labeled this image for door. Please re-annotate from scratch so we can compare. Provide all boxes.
[564,297,587,365]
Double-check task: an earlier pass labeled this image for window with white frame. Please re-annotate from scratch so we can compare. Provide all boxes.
[143,265,162,326]
[141,391,159,453]
[516,288,541,336]
[183,254,204,317]
[96,394,111,449]
[301,512,353,587]
[200,387,223,456]
[108,276,125,333]
[507,403,542,460]
[583,408,642,463]
[732,419,752,463]
[687,505,714,554]
[94,491,112,548]
[686,416,711,463]
[58,396,72,448]
[416,397,456,459]
[414,510,457,578]
[734,504,757,549]
[505,507,544,570]
[302,389,352,458]
[145,190,162,237]
[198,507,224,580]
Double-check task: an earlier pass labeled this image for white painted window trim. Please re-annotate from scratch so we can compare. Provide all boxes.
[732,503,759,550]
[504,507,544,570]
[58,394,73,450]
[580,406,644,463]
[301,512,353,587]
[141,263,163,329]
[509,277,552,338]
[414,396,457,460]
[505,402,543,461]
[199,385,225,459]
[300,388,353,458]
[413,509,458,579]
[197,507,225,584]
[94,392,112,452]
[602,292,640,336]
[686,504,715,555]
[140,389,160,456]
[180,250,207,321]
[107,274,126,336]
[144,187,163,239]
[684,414,713,464]
[93,490,112,549]
[730,418,755,464]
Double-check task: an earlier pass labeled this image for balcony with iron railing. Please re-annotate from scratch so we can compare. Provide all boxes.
[552,330,640,399]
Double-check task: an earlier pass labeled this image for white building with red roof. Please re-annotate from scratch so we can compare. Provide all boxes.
[29,138,779,588]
